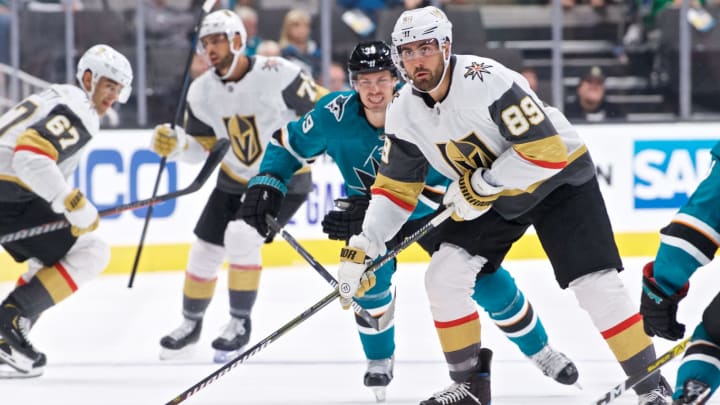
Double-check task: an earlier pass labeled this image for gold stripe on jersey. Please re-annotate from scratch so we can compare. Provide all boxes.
[0,175,31,190]
[228,264,262,291]
[499,144,590,197]
[314,85,329,102]
[512,135,568,169]
[183,275,217,300]
[36,266,74,304]
[192,135,217,152]
[220,163,250,184]
[371,173,423,210]
[436,315,482,353]
[15,129,59,161]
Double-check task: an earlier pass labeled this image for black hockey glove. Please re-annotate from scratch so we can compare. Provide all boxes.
[640,262,689,340]
[240,173,286,238]
[321,195,370,241]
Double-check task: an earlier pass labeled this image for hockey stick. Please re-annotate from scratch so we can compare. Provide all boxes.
[0,139,229,245]
[592,336,691,404]
[128,0,218,288]
[165,206,453,404]
[265,215,383,331]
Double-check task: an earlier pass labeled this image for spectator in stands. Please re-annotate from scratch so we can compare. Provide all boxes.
[144,0,195,47]
[256,40,282,57]
[236,5,261,56]
[279,8,322,79]
[327,62,350,91]
[565,66,626,122]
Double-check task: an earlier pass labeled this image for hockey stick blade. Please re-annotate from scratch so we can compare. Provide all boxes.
[166,288,340,404]
[265,215,381,330]
[592,336,690,404]
[166,206,452,404]
[0,138,229,245]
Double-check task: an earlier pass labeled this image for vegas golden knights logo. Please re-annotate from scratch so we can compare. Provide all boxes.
[224,115,261,166]
[437,132,497,177]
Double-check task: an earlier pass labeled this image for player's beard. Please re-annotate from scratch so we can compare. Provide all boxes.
[214,53,235,76]
[410,63,443,92]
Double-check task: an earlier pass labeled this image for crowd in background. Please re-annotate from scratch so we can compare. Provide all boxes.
[1,0,720,126]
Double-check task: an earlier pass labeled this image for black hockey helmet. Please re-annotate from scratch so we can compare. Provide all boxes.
[347,41,397,85]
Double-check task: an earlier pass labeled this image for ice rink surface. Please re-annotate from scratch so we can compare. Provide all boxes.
[1,256,718,405]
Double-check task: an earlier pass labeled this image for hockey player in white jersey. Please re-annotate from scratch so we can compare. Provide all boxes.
[336,6,672,405]
[0,44,132,378]
[242,40,578,402]
[152,9,326,363]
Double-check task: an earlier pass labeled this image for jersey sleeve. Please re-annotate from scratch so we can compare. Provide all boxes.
[260,93,340,183]
[486,80,569,191]
[185,104,218,151]
[280,70,327,116]
[362,133,429,245]
[13,104,92,202]
[15,104,92,163]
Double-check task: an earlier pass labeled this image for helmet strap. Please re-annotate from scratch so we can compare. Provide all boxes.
[220,33,245,80]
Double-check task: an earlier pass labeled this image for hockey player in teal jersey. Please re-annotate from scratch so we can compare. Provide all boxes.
[241,41,578,401]
[641,141,720,404]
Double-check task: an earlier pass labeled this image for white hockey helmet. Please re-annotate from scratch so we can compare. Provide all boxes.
[197,10,247,79]
[76,44,133,103]
[390,6,453,91]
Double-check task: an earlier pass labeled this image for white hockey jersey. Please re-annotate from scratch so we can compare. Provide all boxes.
[184,55,321,192]
[378,54,596,220]
[0,84,99,203]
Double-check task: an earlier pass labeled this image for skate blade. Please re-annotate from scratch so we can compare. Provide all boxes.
[159,344,196,361]
[213,348,243,364]
[0,362,43,379]
[371,387,386,403]
[0,348,33,373]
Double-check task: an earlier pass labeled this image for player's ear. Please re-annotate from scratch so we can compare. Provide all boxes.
[443,39,451,58]
[232,33,243,53]
[81,70,93,92]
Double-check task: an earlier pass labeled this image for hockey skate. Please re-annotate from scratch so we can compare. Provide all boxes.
[0,301,41,373]
[212,316,250,363]
[159,318,202,360]
[672,379,710,405]
[364,356,394,402]
[638,376,673,405]
[0,345,46,378]
[420,348,492,405]
[528,344,579,386]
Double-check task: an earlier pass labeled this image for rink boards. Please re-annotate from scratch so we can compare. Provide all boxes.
[0,122,717,281]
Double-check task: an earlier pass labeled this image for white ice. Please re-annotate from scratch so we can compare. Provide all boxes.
[1,257,718,405]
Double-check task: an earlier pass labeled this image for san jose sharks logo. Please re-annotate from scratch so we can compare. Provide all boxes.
[348,147,382,194]
[464,61,492,81]
[325,94,350,122]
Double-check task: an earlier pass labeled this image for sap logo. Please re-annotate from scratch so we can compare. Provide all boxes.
[71,149,177,219]
[633,140,714,209]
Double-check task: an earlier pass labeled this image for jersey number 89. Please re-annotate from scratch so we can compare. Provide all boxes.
[500,96,545,137]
